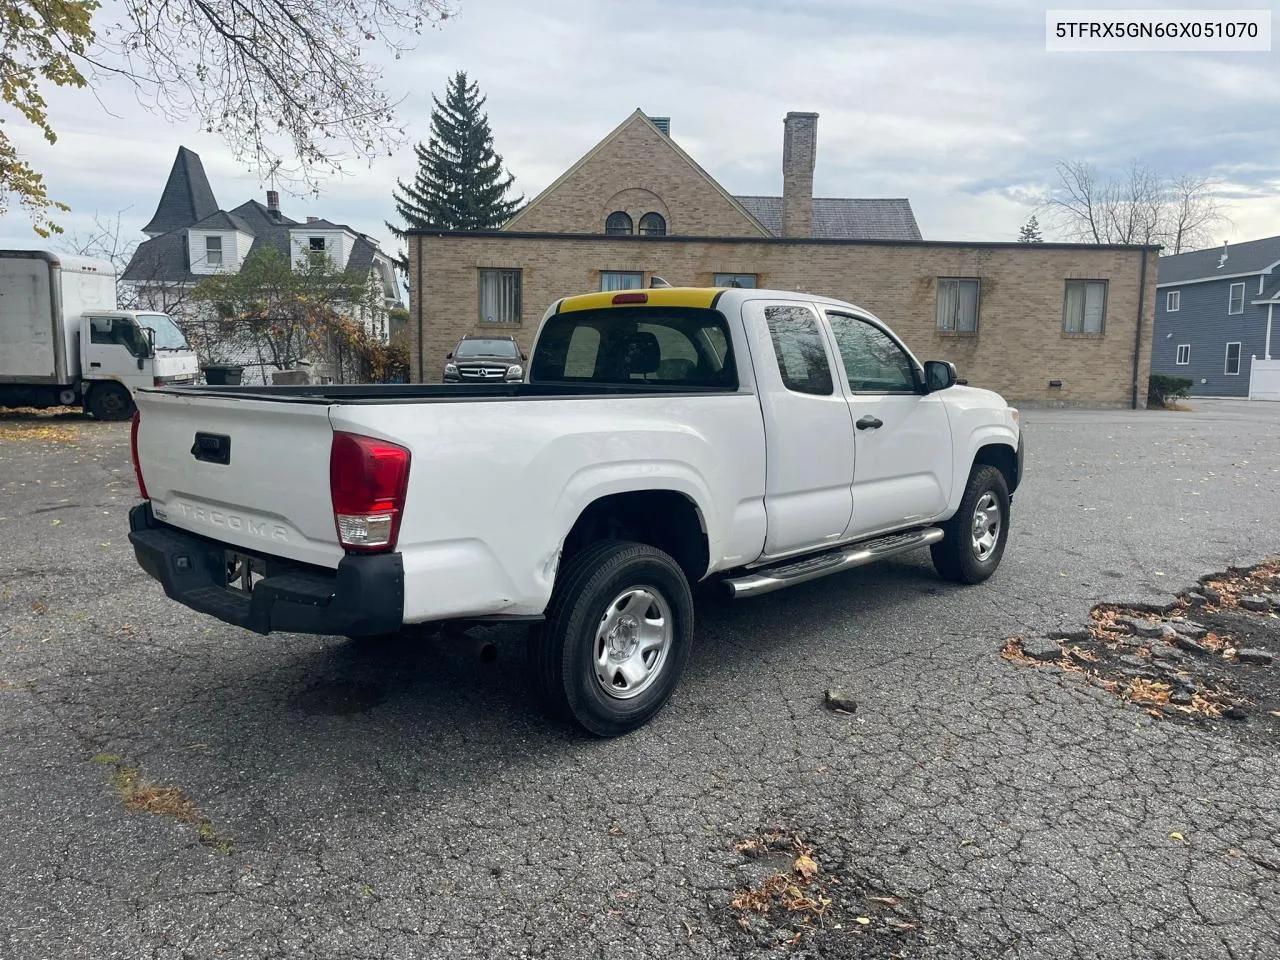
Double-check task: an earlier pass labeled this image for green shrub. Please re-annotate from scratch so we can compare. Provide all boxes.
[1148,373,1193,409]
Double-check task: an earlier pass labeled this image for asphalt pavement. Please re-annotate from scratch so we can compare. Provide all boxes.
[0,399,1277,960]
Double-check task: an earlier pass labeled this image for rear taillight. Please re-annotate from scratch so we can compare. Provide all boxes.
[329,432,411,553]
[130,410,149,500]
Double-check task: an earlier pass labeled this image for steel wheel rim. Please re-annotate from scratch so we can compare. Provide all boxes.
[101,390,126,415]
[593,585,673,700]
[971,491,1001,562]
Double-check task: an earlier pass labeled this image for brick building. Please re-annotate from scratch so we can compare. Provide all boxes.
[406,110,1157,407]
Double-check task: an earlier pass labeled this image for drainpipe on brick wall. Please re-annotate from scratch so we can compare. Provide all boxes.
[1267,303,1274,360]
[1130,250,1149,410]
[416,237,425,383]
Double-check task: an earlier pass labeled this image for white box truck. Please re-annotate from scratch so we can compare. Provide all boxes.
[0,249,199,420]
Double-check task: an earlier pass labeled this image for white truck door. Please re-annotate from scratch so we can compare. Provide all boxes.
[82,315,154,391]
[743,299,856,558]
[824,311,952,538]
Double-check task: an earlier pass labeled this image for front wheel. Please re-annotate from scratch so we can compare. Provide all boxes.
[87,382,135,421]
[530,540,694,737]
[931,464,1010,584]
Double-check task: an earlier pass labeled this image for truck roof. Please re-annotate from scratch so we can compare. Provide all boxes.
[0,249,117,276]
[553,286,864,315]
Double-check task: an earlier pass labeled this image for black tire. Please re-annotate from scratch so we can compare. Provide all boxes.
[87,382,134,421]
[531,540,694,737]
[931,464,1010,584]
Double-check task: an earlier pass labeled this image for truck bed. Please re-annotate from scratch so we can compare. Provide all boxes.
[154,381,737,404]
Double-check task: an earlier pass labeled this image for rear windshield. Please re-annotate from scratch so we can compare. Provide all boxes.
[455,338,520,358]
[530,306,738,389]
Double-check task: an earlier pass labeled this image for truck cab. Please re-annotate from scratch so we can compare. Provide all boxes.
[79,311,199,418]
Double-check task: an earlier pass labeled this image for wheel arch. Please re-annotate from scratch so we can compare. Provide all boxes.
[559,489,710,585]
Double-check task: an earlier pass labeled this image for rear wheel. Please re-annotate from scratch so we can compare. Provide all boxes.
[87,382,134,421]
[531,540,694,737]
[931,464,1010,584]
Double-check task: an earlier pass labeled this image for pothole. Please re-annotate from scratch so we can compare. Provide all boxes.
[1003,559,1279,746]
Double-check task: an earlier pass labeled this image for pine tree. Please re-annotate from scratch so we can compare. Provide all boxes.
[1018,215,1044,243]
[388,72,523,236]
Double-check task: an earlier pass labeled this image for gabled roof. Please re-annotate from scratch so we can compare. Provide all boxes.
[734,196,922,241]
[1158,235,1280,285]
[503,109,773,237]
[142,147,220,236]
[289,219,353,232]
[189,210,254,234]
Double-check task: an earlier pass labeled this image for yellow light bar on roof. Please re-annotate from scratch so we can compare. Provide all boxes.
[557,287,723,313]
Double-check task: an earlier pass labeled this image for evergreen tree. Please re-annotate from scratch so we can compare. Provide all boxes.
[1018,215,1044,243]
[388,72,523,236]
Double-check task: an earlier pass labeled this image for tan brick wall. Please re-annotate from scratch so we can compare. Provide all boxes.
[409,235,1157,408]
[504,117,766,237]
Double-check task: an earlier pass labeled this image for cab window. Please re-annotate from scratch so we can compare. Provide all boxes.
[89,317,150,359]
[826,313,917,393]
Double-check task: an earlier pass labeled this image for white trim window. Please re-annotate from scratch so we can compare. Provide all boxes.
[1063,279,1107,335]
[1224,341,1241,375]
[936,278,980,334]
[1175,343,1190,365]
[600,271,644,291]
[478,268,522,324]
[1228,282,1245,315]
[1166,290,1180,312]
[205,235,223,268]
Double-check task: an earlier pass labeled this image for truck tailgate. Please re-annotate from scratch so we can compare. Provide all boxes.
[134,390,343,568]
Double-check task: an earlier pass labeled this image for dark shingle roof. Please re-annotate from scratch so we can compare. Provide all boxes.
[141,147,220,236]
[188,211,254,233]
[733,196,922,241]
[123,231,198,284]
[290,219,351,231]
[1158,235,1280,285]
[346,236,377,277]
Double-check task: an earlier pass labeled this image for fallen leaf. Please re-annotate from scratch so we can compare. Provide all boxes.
[51,519,62,526]
[794,854,818,880]
[1170,832,1186,843]
[854,916,871,925]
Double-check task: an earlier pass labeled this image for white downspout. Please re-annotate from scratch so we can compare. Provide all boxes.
[1267,303,1273,361]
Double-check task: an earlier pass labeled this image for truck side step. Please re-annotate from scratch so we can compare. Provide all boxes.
[723,527,944,599]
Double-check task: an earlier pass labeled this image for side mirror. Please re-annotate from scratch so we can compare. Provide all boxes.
[144,326,156,358]
[923,359,958,392]
[521,352,527,361]
[445,352,453,360]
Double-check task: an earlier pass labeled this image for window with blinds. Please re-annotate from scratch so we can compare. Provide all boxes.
[478,269,522,324]
[1063,279,1107,335]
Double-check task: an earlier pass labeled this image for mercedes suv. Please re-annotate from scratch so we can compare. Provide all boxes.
[443,335,526,383]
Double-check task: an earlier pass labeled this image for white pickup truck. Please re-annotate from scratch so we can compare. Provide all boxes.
[128,286,1023,736]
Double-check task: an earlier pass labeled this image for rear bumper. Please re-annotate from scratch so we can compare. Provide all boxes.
[127,502,403,636]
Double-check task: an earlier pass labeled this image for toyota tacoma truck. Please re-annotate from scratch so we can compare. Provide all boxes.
[128,286,1023,736]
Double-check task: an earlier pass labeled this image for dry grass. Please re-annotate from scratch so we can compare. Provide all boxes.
[0,422,81,444]
[730,833,834,934]
[92,753,232,853]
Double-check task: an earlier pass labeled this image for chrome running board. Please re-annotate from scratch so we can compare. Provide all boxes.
[723,527,944,599]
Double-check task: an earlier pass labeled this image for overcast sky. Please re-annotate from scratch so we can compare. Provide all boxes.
[2,0,1278,257]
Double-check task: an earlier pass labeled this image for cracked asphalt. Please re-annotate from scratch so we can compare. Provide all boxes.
[1,399,1277,960]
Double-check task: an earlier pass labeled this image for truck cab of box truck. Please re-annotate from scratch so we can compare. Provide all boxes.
[0,250,198,420]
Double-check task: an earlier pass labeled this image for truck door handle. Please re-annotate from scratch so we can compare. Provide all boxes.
[856,416,883,430]
[89,362,101,368]
[191,432,232,465]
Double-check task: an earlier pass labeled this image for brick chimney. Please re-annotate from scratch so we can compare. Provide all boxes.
[266,189,280,221]
[781,112,817,238]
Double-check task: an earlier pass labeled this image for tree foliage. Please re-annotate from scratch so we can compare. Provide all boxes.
[388,70,523,235]
[1017,215,1043,243]
[1043,159,1227,254]
[189,246,385,373]
[1,0,455,234]
[1148,373,1193,409]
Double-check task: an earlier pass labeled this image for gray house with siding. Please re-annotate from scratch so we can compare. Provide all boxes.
[1152,235,1280,396]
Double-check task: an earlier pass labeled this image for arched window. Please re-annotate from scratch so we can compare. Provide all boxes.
[638,212,666,236]
[605,211,633,236]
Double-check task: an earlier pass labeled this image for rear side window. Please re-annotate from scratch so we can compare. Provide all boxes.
[530,307,738,388]
[764,305,833,395]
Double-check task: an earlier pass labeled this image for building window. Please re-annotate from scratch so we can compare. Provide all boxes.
[1228,282,1245,314]
[1176,343,1190,365]
[1225,341,1241,375]
[605,212,633,236]
[936,278,980,334]
[478,268,521,324]
[600,271,644,292]
[1167,290,1180,312]
[714,273,757,288]
[764,305,833,396]
[1063,279,1107,335]
[205,236,223,268]
[309,237,326,252]
[638,212,666,236]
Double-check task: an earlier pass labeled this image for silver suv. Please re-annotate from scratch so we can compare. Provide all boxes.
[443,335,526,383]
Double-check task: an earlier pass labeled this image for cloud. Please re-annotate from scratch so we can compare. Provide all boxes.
[1,0,1276,255]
